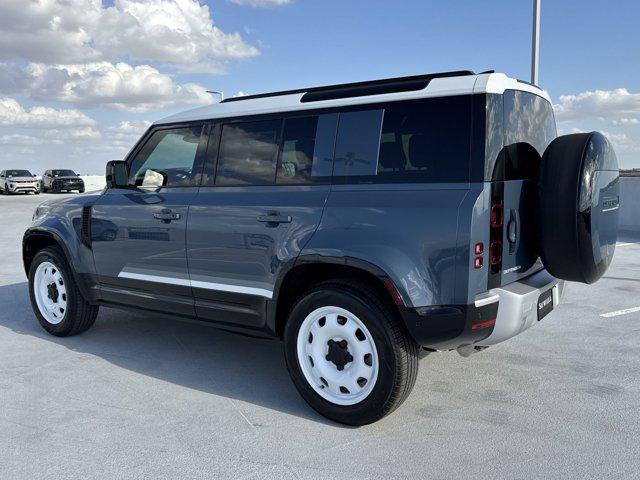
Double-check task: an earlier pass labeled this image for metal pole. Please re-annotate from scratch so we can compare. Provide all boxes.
[531,0,541,85]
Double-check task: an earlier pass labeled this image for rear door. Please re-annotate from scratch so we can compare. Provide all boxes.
[91,124,206,316]
[492,90,557,286]
[186,113,336,328]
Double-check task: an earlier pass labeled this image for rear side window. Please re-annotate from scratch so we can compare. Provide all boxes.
[216,120,282,186]
[275,114,337,184]
[210,114,338,186]
[503,90,557,180]
[129,126,202,188]
[333,96,471,184]
[332,109,384,177]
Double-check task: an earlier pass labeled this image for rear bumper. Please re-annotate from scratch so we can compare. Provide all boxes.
[478,269,565,346]
[400,268,565,350]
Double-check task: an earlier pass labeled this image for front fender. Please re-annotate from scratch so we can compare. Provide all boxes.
[23,195,101,301]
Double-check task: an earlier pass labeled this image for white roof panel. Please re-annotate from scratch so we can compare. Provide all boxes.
[155,72,550,125]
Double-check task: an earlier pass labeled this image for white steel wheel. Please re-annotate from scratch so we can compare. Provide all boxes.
[296,306,379,406]
[33,261,68,325]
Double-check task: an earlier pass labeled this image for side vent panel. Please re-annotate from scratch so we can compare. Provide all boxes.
[81,203,93,248]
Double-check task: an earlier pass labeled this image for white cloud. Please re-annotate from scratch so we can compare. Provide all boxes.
[601,131,639,153]
[229,0,292,6]
[0,133,43,146]
[613,118,639,126]
[0,0,258,72]
[0,97,96,128]
[44,127,102,142]
[554,88,640,122]
[27,62,215,112]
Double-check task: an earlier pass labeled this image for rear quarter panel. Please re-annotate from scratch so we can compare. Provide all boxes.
[303,183,473,307]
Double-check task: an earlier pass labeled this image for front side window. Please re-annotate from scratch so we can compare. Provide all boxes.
[129,126,202,188]
[215,120,281,186]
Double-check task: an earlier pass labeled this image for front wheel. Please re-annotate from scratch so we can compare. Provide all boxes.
[28,246,98,336]
[284,280,419,425]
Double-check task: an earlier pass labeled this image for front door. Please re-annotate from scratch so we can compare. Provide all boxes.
[187,114,337,329]
[91,124,206,316]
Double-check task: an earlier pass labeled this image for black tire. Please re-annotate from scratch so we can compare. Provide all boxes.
[79,188,85,194]
[28,246,98,336]
[284,280,419,426]
[539,132,619,283]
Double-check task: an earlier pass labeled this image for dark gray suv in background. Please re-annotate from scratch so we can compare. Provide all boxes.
[23,71,620,425]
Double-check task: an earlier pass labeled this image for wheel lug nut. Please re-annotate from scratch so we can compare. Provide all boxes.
[345,355,353,362]
[340,340,347,348]
[325,355,331,361]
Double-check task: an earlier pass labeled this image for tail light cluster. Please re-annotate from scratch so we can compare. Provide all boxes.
[489,200,503,271]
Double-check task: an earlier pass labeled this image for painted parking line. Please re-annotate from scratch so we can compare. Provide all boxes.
[600,306,640,318]
[616,242,637,247]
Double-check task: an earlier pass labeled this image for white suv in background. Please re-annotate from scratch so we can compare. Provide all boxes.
[0,169,40,195]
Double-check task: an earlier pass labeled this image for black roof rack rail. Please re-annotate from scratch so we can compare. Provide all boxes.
[221,70,475,104]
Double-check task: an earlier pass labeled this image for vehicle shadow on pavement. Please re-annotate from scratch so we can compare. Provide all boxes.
[0,281,340,425]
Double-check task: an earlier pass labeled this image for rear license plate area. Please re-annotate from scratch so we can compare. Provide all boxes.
[537,288,554,321]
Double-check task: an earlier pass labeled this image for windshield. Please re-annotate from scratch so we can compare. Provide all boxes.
[6,170,33,177]
[52,170,77,177]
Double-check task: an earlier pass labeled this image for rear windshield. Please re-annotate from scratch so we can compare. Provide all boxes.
[5,170,32,177]
[52,170,77,177]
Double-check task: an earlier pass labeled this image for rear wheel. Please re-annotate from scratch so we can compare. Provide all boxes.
[284,280,419,425]
[29,247,98,336]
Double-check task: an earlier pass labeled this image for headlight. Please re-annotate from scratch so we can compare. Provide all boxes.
[32,204,51,223]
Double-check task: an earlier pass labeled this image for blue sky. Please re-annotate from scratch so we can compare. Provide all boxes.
[0,0,638,173]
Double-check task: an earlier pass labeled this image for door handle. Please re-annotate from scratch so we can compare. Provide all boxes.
[153,209,181,223]
[257,212,292,225]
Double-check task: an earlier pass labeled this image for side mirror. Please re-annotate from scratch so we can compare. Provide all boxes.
[105,160,128,189]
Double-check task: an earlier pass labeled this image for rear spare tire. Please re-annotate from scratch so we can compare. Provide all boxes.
[538,132,619,284]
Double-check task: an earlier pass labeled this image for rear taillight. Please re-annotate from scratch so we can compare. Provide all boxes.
[489,198,504,276]
[489,240,502,266]
[490,202,503,228]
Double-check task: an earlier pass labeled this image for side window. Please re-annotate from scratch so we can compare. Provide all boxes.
[377,97,471,183]
[215,119,282,186]
[332,109,384,178]
[129,126,202,188]
[332,98,471,184]
[503,90,557,180]
[276,114,338,184]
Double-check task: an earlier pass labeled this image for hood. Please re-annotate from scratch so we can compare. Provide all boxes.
[6,176,37,182]
[52,176,83,181]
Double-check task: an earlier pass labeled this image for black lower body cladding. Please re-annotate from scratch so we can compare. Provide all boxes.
[538,132,619,284]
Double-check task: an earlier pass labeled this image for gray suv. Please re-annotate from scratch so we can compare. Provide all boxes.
[23,71,620,425]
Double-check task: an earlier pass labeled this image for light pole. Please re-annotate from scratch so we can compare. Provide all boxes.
[531,0,541,85]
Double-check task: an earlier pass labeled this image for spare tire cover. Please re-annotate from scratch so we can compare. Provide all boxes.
[538,132,619,284]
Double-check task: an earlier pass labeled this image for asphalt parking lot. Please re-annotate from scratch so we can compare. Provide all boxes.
[1,192,639,480]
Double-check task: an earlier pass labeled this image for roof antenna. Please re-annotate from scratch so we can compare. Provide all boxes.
[206,90,224,102]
